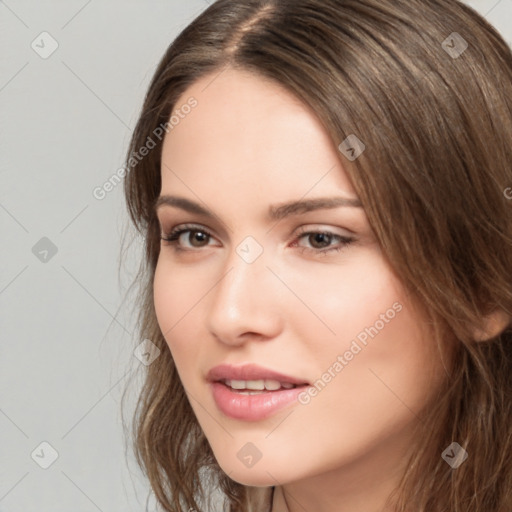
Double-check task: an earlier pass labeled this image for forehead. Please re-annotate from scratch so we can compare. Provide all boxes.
[160,67,357,207]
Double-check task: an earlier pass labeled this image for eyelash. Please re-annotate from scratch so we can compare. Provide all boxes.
[160,223,354,256]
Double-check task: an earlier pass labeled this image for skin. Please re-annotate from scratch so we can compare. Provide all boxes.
[153,67,448,512]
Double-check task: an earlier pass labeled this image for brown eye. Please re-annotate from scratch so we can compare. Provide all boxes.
[160,225,216,250]
[293,229,354,256]
[186,230,210,247]
[307,232,334,249]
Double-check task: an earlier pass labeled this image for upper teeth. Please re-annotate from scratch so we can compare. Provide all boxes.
[224,379,296,391]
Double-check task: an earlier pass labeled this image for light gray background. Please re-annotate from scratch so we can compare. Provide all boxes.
[1,1,511,511]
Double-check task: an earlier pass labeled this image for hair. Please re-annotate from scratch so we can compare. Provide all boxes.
[121,0,512,510]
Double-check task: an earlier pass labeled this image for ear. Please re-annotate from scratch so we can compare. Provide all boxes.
[473,309,510,341]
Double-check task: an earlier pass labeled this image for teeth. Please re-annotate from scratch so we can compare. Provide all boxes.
[224,379,297,391]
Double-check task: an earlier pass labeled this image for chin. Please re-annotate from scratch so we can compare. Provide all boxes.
[224,468,277,487]
[228,469,276,487]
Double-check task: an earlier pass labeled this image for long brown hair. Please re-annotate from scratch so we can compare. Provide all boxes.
[121,0,512,510]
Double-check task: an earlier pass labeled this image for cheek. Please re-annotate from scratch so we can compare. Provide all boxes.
[289,250,442,416]
[153,258,203,363]
[307,284,441,434]
[280,247,403,349]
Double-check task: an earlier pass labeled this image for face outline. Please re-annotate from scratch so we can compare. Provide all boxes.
[153,67,447,504]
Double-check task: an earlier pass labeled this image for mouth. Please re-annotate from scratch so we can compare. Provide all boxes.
[219,378,304,394]
[206,363,311,421]
[207,363,310,388]
[209,379,310,421]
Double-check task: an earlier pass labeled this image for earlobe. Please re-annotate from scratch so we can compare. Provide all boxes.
[473,309,510,341]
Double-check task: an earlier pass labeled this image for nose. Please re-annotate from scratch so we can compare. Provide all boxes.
[205,240,283,346]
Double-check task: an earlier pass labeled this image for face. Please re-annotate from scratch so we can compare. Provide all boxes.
[153,67,446,489]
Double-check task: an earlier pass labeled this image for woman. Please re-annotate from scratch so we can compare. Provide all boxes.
[122,0,512,510]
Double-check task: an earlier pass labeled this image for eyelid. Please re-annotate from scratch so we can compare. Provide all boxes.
[294,224,354,237]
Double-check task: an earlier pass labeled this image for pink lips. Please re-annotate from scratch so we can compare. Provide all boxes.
[207,363,310,421]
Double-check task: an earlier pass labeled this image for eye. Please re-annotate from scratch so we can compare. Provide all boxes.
[160,224,354,256]
[291,228,354,256]
[160,224,217,250]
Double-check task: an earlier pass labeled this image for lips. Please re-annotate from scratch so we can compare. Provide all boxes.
[222,378,296,392]
[206,363,310,388]
[205,364,309,421]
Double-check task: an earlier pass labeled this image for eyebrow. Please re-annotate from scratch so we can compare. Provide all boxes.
[154,194,362,222]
